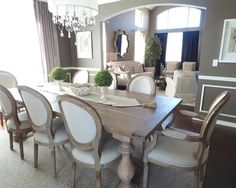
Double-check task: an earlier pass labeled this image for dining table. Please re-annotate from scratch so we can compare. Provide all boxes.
[11,82,182,188]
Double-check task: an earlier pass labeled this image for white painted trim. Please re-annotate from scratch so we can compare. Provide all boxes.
[217,120,236,128]
[199,75,236,82]
[199,84,236,118]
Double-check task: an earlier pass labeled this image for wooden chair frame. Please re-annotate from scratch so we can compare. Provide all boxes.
[58,94,120,188]
[17,86,68,178]
[0,84,32,159]
[142,91,231,188]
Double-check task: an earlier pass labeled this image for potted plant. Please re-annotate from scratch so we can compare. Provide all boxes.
[94,70,113,99]
[50,67,67,91]
[145,37,162,78]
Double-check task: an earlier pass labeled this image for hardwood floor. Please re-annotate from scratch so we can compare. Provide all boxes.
[204,126,236,188]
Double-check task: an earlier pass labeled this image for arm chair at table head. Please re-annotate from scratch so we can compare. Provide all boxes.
[143,91,231,188]
[57,94,121,188]
[127,74,156,96]
[72,70,89,84]
[17,86,69,178]
[0,84,32,160]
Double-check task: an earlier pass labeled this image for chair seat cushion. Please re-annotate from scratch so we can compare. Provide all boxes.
[7,111,31,130]
[72,134,121,166]
[148,135,199,168]
[34,117,69,145]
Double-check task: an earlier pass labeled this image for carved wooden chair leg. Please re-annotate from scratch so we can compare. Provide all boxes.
[51,147,57,178]
[96,170,101,188]
[18,133,24,160]
[9,131,13,150]
[142,161,149,188]
[72,160,77,188]
[34,143,38,168]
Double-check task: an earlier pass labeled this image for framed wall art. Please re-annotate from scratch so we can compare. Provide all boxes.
[219,19,236,63]
[76,31,93,59]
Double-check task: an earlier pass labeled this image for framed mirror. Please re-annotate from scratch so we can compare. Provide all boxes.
[114,30,129,57]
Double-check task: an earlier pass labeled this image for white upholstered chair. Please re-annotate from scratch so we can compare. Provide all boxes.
[165,70,197,105]
[182,61,196,71]
[57,95,121,188]
[72,70,89,84]
[17,86,69,178]
[127,74,156,96]
[0,71,18,126]
[0,70,17,88]
[163,61,180,78]
[0,84,32,160]
[143,91,231,188]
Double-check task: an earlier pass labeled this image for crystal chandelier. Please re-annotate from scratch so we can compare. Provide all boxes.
[48,0,98,38]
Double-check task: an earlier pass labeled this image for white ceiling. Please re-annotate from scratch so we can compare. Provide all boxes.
[98,0,121,5]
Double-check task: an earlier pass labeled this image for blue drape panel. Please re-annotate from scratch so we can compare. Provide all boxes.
[181,31,199,70]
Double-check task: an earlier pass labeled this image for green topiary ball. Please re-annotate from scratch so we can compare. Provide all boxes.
[94,70,113,87]
[50,67,67,81]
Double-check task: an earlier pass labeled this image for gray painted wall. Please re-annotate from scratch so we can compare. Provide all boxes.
[57,0,236,125]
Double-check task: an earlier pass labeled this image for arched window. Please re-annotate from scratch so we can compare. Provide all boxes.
[155,7,201,64]
[156,7,201,30]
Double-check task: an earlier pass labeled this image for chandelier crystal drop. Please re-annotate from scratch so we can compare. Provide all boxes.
[48,0,98,38]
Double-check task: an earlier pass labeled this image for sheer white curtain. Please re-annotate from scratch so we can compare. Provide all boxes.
[134,30,146,64]
[0,0,45,85]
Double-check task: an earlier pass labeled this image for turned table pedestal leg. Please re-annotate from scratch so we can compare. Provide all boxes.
[117,142,136,188]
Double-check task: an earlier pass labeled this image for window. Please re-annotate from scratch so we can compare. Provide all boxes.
[134,31,146,64]
[0,1,44,85]
[165,32,183,62]
[156,7,201,30]
[135,9,144,28]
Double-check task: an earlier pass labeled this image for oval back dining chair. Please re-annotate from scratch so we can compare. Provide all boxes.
[72,70,89,84]
[57,94,121,188]
[143,91,231,188]
[127,74,156,96]
[0,70,17,88]
[17,86,69,178]
[0,84,32,160]
[0,71,18,126]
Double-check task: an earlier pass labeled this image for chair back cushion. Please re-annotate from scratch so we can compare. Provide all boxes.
[58,95,102,150]
[127,75,156,95]
[0,85,16,116]
[72,70,89,84]
[60,101,96,143]
[17,86,52,132]
[0,71,17,88]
